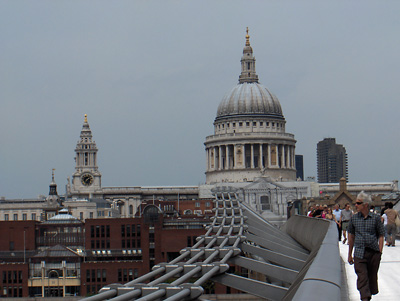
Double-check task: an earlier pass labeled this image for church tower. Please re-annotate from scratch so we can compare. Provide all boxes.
[70,114,102,198]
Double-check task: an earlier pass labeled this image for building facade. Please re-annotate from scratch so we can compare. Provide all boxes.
[317,138,348,183]
[0,200,215,298]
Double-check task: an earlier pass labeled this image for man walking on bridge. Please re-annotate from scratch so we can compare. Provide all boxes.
[348,191,385,301]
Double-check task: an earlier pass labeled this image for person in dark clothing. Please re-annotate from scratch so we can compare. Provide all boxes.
[348,191,385,301]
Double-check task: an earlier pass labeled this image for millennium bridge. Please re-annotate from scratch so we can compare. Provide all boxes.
[83,189,340,301]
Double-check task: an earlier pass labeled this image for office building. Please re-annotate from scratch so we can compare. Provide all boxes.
[317,138,348,183]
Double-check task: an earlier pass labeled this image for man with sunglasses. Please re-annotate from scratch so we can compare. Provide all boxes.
[348,191,385,301]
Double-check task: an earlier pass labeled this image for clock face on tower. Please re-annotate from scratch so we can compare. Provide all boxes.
[81,173,94,186]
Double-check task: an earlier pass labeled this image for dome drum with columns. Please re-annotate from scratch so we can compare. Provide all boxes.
[205,29,296,184]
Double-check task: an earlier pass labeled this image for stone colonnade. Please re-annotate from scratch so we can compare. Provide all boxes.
[206,143,295,171]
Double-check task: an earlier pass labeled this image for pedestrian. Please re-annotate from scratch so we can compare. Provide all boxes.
[381,213,388,246]
[333,204,342,241]
[341,203,353,244]
[312,204,324,218]
[348,191,385,301]
[325,207,336,222]
[384,202,399,247]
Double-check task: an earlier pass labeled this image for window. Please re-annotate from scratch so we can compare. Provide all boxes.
[22,214,27,220]
[106,225,110,237]
[260,122,263,126]
[121,225,125,237]
[205,202,211,207]
[239,122,242,127]
[126,225,130,237]
[13,214,18,221]
[80,212,83,220]
[195,202,200,208]
[247,62,251,70]
[4,214,9,221]
[102,269,106,282]
[91,226,95,238]
[253,122,256,126]
[90,212,94,218]
[246,122,250,126]
[31,213,36,220]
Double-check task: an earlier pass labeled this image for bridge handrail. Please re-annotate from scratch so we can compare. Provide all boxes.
[282,215,341,301]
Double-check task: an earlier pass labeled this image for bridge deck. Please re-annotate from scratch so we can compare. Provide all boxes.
[339,239,400,301]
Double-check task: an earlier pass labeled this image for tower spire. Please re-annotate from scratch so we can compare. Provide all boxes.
[239,27,259,84]
[49,168,58,196]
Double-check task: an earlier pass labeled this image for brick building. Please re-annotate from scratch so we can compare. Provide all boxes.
[0,199,215,297]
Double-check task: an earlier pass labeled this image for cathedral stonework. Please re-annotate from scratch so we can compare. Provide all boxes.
[205,29,297,184]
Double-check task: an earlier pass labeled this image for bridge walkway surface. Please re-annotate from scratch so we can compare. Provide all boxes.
[339,238,400,301]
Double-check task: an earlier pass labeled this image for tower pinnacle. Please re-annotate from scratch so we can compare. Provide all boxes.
[239,27,259,84]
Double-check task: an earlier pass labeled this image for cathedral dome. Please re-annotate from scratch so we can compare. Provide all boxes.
[216,82,283,120]
[215,28,284,122]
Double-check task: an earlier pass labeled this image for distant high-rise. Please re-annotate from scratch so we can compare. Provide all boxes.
[317,138,348,183]
[295,155,304,180]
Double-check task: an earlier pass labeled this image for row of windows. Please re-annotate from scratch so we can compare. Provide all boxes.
[2,271,23,284]
[91,240,110,249]
[117,268,139,282]
[4,213,36,221]
[3,286,23,297]
[86,269,106,283]
[217,121,284,130]
[121,224,141,237]
[90,225,110,238]
[122,239,141,248]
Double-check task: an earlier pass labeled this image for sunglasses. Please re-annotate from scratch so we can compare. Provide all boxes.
[355,201,363,205]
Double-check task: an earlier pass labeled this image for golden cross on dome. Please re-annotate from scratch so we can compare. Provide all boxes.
[245,27,250,46]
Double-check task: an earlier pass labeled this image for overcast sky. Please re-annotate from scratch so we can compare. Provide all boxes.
[1,1,399,199]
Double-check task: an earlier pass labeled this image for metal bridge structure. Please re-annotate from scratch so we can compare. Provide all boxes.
[84,189,341,301]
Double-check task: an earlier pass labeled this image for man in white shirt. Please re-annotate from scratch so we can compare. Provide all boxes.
[333,204,342,241]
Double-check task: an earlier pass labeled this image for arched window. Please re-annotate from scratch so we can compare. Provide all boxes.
[183,209,192,215]
[129,205,133,216]
[143,205,160,224]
